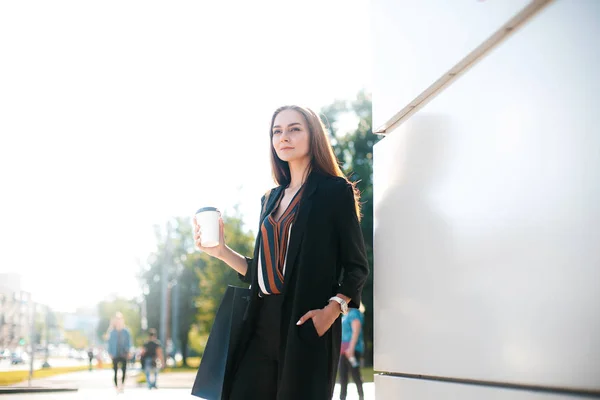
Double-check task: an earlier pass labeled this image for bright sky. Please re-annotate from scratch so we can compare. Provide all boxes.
[0,0,371,312]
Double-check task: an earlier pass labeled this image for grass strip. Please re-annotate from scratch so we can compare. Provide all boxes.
[0,365,94,386]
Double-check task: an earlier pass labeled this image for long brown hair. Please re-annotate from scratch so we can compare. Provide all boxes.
[269,105,361,220]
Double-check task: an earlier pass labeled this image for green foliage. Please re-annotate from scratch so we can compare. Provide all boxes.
[321,90,378,365]
[96,297,141,344]
[195,212,254,336]
[140,216,201,366]
[139,211,254,364]
[187,324,207,356]
[64,330,89,349]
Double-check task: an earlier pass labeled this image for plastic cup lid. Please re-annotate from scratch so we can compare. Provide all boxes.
[195,206,219,214]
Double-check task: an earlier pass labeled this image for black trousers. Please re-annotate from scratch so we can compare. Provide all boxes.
[338,351,364,400]
[230,294,283,400]
[112,356,127,387]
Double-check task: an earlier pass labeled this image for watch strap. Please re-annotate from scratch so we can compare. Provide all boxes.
[328,296,348,315]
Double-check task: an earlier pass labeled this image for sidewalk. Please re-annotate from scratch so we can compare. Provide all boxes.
[11,368,141,388]
[154,371,374,399]
[2,369,374,399]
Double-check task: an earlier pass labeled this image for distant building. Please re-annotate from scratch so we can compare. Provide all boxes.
[62,307,99,347]
[0,274,33,350]
[0,273,21,294]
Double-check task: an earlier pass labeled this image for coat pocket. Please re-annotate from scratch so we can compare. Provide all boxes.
[297,318,322,344]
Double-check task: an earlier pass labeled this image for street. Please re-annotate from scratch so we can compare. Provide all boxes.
[2,367,375,399]
[0,357,93,372]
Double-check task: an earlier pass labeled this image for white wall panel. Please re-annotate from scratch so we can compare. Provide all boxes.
[375,375,589,400]
[373,0,600,391]
[372,0,532,129]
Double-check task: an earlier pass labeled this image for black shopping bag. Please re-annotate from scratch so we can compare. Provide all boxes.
[191,285,251,400]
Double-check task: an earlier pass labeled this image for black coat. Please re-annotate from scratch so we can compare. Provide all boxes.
[225,171,370,400]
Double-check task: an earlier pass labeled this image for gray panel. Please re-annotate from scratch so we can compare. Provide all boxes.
[372,0,531,129]
[375,375,589,400]
[373,0,600,391]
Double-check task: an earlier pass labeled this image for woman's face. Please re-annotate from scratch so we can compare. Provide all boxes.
[272,109,310,164]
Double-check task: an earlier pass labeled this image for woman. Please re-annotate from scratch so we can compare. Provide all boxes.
[193,105,369,400]
[338,303,366,400]
[106,312,131,393]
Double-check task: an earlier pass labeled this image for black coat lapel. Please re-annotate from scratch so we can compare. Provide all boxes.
[249,186,284,291]
[262,186,284,222]
[282,172,323,292]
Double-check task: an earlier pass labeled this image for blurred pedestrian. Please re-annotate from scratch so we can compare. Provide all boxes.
[193,105,369,400]
[106,312,131,393]
[140,328,164,390]
[338,303,365,400]
[87,348,94,371]
[128,349,137,369]
[96,350,103,369]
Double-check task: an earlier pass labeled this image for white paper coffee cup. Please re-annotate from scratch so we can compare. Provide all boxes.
[195,207,220,248]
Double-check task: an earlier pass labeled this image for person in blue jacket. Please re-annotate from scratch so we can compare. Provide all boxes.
[338,303,365,400]
[106,312,131,393]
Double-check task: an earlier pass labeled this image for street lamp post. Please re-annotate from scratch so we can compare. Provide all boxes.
[28,302,35,387]
[42,306,50,369]
[141,293,148,331]
[171,275,180,359]
[159,222,171,354]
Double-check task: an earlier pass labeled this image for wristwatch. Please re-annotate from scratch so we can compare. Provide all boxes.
[328,296,348,315]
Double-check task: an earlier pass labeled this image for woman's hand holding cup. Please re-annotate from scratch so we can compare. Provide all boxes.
[193,208,227,259]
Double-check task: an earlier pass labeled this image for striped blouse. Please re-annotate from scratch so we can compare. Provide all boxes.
[258,186,304,295]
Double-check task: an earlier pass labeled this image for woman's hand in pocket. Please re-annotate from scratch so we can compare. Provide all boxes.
[296,303,341,337]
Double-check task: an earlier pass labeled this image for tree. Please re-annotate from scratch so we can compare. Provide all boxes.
[321,90,379,365]
[194,211,255,336]
[140,217,201,366]
[139,211,255,366]
[96,297,141,345]
[64,330,89,349]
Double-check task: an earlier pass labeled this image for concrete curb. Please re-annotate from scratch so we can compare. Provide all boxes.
[0,386,78,395]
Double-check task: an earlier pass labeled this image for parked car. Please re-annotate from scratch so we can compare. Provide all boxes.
[0,349,11,360]
[10,351,29,365]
